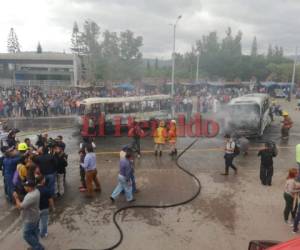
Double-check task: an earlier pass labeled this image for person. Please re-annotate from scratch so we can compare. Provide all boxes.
[128,121,144,158]
[34,146,56,197]
[78,137,96,192]
[2,147,21,202]
[110,151,135,203]
[154,121,167,157]
[13,180,45,250]
[6,129,19,148]
[120,146,137,194]
[168,120,177,156]
[221,134,237,175]
[55,135,66,151]
[258,142,277,186]
[24,138,37,151]
[283,169,299,225]
[81,144,101,197]
[281,111,293,140]
[54,144,68,197]
[36,176,55,238]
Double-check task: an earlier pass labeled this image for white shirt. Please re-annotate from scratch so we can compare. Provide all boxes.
[225,140,235,154]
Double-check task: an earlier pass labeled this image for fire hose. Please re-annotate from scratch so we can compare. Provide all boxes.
[70,138,201,250]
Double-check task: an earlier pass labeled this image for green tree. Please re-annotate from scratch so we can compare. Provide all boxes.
[251,37,258,57]
[37,42,42,53]
[7,28,20,53]
[119,30,143,80]
[81,20,101,83]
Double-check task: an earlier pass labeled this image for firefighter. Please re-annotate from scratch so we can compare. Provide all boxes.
[154,120,167,157]
[281,111,293,140]
[168,120,177,156]
[258,142,277,186]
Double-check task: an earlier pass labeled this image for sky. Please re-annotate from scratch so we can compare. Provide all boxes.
[1,0,300,58]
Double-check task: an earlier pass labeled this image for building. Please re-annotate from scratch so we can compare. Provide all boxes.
[0,52,86,87]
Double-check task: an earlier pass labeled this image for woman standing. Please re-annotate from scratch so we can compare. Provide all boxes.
[284,168,299,224]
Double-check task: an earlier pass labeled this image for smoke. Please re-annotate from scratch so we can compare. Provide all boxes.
[215,103,261,136]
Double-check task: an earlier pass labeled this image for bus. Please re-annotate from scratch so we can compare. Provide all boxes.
[225,93,271,137]
[78,95,172,135]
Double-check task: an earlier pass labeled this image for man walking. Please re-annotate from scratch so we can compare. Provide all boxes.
[13,180,44,250]
[110,151,135,203]
[221,134,237,175]
[81,144,101,197]
[258,142,277,186]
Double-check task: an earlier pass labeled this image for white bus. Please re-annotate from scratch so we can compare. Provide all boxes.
[225,93,271,137]
[79,94,172,127]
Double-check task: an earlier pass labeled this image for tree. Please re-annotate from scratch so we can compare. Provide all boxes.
[37,42,42,53]
[70,22,83,54]
[80,20,101,83]
[7,28,20,53]
[267,44,273,59]
[100,30,121,80]
[119,30,143,80]
[251,37,258,57]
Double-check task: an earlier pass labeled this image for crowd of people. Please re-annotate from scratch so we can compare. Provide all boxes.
[0,129,67,250]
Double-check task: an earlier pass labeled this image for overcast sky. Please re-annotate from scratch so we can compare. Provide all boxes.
[0,0,300,58]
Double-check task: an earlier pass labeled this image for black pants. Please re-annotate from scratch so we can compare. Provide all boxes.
[284,192,297,222]
[224,154,237,173]
[260,165,273,185]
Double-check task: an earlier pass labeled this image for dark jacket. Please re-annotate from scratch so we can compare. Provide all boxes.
[35,154,56,175]
[258,149,276,167]
[54,153,68,174]
[2,155,20,176]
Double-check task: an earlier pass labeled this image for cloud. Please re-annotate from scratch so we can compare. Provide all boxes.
[0,0,299,57]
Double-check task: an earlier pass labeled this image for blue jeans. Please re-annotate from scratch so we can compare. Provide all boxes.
[45,173,56,196]
[111,175,133,201]
[130,173,136,193]
[39,209,49,237]
[23,222,44,250]
[4,174,14,203]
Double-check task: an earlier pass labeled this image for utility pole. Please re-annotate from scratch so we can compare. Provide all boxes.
[291,46,298,101]
[196,51,200,83]
[171,15,182,117]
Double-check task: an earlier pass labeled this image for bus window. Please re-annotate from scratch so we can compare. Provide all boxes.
[105,103,124,114]
[79,104,86,115]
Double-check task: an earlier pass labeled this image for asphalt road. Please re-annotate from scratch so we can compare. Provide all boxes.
[1,98,300,250]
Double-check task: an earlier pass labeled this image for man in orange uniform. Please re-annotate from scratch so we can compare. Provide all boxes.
[168,120,177,156]
[281,111,293,140]
[154,121,167,157]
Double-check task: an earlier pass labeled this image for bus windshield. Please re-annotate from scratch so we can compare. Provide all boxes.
[229,104,260,123]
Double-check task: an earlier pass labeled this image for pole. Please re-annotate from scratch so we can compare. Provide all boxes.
[291,46,298,101]
[196,52,200,83]
[171,15,182,118]
[171,24,176,98]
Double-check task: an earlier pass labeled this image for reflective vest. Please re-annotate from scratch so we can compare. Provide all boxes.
[154,127,167,144]
[168,126,177,144]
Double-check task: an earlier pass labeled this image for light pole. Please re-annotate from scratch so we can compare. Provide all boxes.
[171,15,182,117]
[291,46,298,101]
[196,50,200,83]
